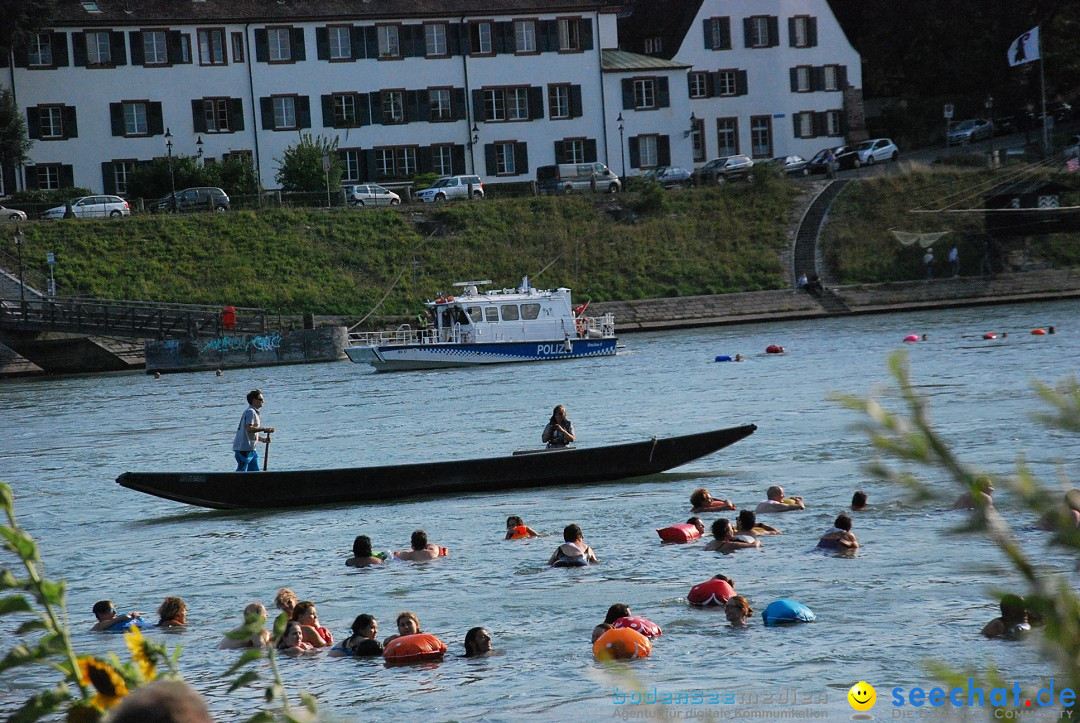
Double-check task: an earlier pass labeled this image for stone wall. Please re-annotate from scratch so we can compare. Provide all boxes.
[145,327,348,373]
[834,270,1080,312]
[590,290,824,331]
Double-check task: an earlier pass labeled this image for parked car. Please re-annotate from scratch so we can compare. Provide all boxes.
[769,155,809,176]
[855,138,899,165]
[0,205,27,221]
[343,184,401,206]
[807,146,861,174]
[1065,135,1080,159]
[414,175,484,203]
[149,187,230,213]
[650,166,692,187]
[537,163,620,194]
[42,195,130,219]
[947,118,993,145]
[692,155,754,184]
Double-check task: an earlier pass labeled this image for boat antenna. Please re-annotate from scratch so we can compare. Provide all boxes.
[349,229,438,332]
[532,247,570,280]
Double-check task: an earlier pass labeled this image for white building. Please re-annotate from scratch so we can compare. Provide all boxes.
[0,0,862,195]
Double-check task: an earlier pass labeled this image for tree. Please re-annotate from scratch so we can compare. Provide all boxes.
[0,0,58,51]
[0,87,32,183]
[274,133,341,193]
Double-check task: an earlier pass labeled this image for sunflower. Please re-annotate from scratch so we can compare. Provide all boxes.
[124,625,156,681]
[76,656,129,709]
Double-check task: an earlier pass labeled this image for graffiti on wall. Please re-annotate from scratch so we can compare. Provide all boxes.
[202,334,282,354]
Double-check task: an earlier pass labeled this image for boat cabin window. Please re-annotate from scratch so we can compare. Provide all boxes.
[440,306,470,327]
[520,303,541,320]
[467,307,482,323]
[484,307,499,322]
[501,305,519,321]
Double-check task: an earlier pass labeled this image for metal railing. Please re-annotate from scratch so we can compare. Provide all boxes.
[0,296,268,339]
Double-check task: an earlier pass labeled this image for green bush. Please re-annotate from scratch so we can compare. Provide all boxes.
[9,187,92,205]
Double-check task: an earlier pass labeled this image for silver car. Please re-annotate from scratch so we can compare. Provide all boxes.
[344,184,401,206]
[769,155,809,176]
[414,175,484,203]
[693,155,754,184]
[947,119,993,145]
[855,138,899,165]
[0,205,27,221]
[43,195,130,219]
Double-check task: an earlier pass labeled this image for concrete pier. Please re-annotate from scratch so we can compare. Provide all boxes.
[144,326,348,374]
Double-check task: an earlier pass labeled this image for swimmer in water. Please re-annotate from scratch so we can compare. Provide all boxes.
[737,509,780,536]
[851,490,868,511]
[504,515,540,539]
[703,519,761,553]
[329,614,383,657]
[592,604,631,643]
[464,627,493,657]
[218,602,271,649]
[346,535,384,567]
[90,600,142,632]
[817,514,860,549]
[548,523,599,567]
[755,485,805,513]
[724,595,754,626]
[383,611,422,647]
[690,488,736,513]
[981,594,1031,640]
[277,621,315,655]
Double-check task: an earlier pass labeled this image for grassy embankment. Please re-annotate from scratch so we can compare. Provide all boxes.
[0,184,796,317]
[820,168,1080,282]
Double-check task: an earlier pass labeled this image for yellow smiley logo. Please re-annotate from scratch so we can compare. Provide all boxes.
[848,681,876,712]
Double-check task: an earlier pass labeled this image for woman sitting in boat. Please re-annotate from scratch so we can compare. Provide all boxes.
[548,523,599,567]
[690,487,736,513]
[346,535,386,567]
[703,519,761,553]
[329,614,383,657]
[395,529,446,561]
[291,601,334,647]
[382,611,422,647]
[541,405,575,448]
[156,596,188,628]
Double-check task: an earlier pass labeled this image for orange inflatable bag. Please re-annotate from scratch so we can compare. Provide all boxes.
[383,633,447,665]
[593,627,651,661]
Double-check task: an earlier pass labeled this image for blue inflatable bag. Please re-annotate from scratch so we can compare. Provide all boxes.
[762,599,815,626]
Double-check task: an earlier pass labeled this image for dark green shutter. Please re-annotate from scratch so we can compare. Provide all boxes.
[292,28,305,60]
[448,23,461,56]
[357,93,369,126]
[228,98,244,131]
[110,103,125,136]
[736,70,748,96]
[808,18,818,47]
[453,88,466,120]
[472,89,486,121]
[102,162,116,193]
[657,77,669,108]
[129,31,144,65]
[321,95,334,127]
[570,85,582,117]
[484,144,497,175]
[788,18,796,47]
[110,31,126,64]
[621,79,633,109]
[789,68,798,92]
[657,136,670,166]
[368,92,382,124]
[417,146,432,173]
[260,97,274,129]
[26,109,40,139]
[254,29,268,62]
[451,145,465,175]
[528,86,544,120]
[316,27,329,60]
[838,66,848,90]
[742,18,752,48]
[148,102,163,135]
[54,32,69,66]
[192,100,207,132]
[767,17,779,47]
[350,26,365,59]
[584,139,597,162]
[25,165,39,190]
[72,32,87,66]
[168,31,184,64]
[628,137,640,169]
[515,142,528,174]
[61,165,74,188]
[811,67,824,92]
[580,18,593,50]
[553,141,564,163]
[62,106,77,138]
[297,96,310,128]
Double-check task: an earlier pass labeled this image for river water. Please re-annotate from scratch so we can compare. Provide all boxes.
[1,300,1078,720]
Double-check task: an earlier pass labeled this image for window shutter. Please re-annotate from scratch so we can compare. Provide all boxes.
[742,18,752,48]
[297,96,311,128]
[254,29,268,62]
[808,18,818,47]
[417,146,433,174]
[657,77,670,108]
[621,79,633,110]
[736,70,748,96]
[452,145,466,175]
[292,28,305,60]
[585,138,597,162]
[129,31,144,65]
[26,109,40,139]
[570,85,582,117]
[515,142,528,174]
[316,27,329,60]
[717,18,731,49]
[553,141,564,163]
[702,19,712,49]
[62,106,77,139]
[25,165,39,190]
[229,99,245,131]
[362,149,376,181]
[472,89,486,121]
[364,27,377,57]
[101,162,116,194]
[350,26,365,59]
[190,99,206,132]
[453,88,466,120]
[813,111,825,137]
[448,23,462,56]
[110,31,126,64]
[705,72,714,97]
[320,95,334,127]
[768,17,779,47]
[811,66,825,92]
[401,25,415,57]
[789,68,798,93]
[356,93,369,126]
[491,22,508,54]
[484,144,497,175]
[148,102,163,135]
[788,18,796,47]
[260,97,274,129]
[838,65,848,90]
[54,33,69,66]
[528,86,544,120]
[581,18,593,50]
[168,31,185,64]
[72,32,87,66]
[109,103,125,136]
[368,92,382,124]
[628,137,640,169]
[0,164,12,195]
[540,20,557,53]
[12,43,27,67]
[61,165,74,188]
[792,114,800,138]
[657,136,671,167]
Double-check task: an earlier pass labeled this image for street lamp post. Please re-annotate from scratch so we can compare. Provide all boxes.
[616,113,625,182]
[985,95,994,165]
[196,135,204,165]
[164,127,176,203]
[13,226,25,318]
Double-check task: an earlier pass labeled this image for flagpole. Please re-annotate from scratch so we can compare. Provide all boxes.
[1040,54,1048,154]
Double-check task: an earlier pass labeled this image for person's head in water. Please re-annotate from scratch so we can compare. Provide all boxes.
[353,535,373,558]
[851,490,868,510]
[563,524,583,543]
[686,516,705,534]
[506,515,524,529]
[833,514,853,531]
[464,627,492,657]
[724,595,754,626]
[351,614,378,640]
[395,611,420,636]
[690,488,712,509]
[737,509,757,531]
[711,518,733,540]
[604,603,631,624]
[999,595,1027,626]
[766,485,785,501]
[410,529,428,550]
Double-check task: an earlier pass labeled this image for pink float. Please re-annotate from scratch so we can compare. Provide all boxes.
[903,334,919,342]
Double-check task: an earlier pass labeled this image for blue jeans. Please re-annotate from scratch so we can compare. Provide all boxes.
[235,450,260,471]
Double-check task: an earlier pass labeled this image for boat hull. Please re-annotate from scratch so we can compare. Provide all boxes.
[116,424,756,510]
[344,337,617,371]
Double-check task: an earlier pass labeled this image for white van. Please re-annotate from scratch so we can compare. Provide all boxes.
[537,163,621,194]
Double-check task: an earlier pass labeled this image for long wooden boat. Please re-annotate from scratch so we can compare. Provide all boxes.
[116,424,756,510]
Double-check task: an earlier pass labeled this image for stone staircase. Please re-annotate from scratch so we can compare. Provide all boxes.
[792,179,850,282]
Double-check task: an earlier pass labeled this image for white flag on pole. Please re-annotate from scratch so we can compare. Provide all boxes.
[1007,26,1040,67]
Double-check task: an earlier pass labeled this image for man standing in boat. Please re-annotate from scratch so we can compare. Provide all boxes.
[542,404,575,448]
[233,389,274,471]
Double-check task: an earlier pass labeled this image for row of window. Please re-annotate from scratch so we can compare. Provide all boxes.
[6,18,592,70]
[789,65,848,93]
[702,15,818,51]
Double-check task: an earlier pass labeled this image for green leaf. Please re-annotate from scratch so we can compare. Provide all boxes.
[224,647,263,676]
[7,683,71,723]
[300,691,318,714]
[0,594,34,616]
[35,579,65,608]
[227,670,261,693]
[272,612,288,638]
[245,712,275,723]
[0,526,38,561]
[0,482,13,513]
[15,618,51,635]
[0,568,19,589]
[0,643,44,674]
